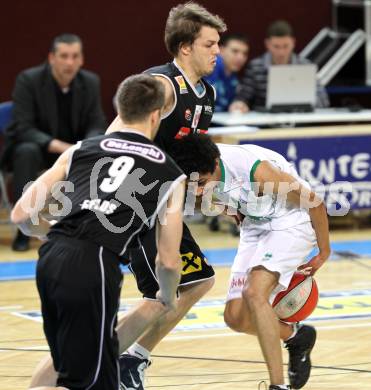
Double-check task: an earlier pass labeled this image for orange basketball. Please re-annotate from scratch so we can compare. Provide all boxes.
[272,272,319,322]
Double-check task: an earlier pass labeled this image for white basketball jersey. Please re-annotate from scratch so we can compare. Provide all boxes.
[214,143,311,230]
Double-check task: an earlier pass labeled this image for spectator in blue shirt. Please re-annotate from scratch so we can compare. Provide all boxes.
[205,34,249,112]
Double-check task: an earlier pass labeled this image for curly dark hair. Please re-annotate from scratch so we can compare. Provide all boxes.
[169,134,220,177]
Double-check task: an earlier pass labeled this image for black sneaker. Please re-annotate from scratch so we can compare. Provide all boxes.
[12,230,30,251]
[285,324,316,389]
[119,353,151,390]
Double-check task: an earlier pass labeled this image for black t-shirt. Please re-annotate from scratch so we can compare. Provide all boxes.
[54,81,75,143]
[145,61,215,153]
[50,131,185,255]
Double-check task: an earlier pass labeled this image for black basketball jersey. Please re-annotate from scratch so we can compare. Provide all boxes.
[50,131,185,255]
[145,61,215,152]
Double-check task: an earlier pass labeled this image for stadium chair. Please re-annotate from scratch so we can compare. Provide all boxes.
[0,101,13,221]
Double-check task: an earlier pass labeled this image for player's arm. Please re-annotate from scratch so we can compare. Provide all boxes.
[11,148,71,238]
[155,179,185,309]
[254,161,330,274]
[105,76,174,134]
[154,75,175,117]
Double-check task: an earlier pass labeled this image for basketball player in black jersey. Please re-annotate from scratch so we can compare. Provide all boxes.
[106,3,227,389]
[12,74,186,390]
[28,3,227,389]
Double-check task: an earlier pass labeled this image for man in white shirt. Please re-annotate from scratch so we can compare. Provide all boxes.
[170,134,331,390]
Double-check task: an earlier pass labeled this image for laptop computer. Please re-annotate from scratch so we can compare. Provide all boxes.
[266,64,317,112]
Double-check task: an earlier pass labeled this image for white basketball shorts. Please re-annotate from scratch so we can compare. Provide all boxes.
[226,222,317,303]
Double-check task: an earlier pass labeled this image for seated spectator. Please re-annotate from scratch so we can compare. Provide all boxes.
[230,20,329,112]
[1,33,106,251]
[205,33,249,112]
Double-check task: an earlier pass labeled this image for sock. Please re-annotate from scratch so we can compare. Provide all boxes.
[127,342,150,360]
[273,385,290,390]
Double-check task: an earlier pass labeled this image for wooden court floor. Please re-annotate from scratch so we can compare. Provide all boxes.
[0,221,371,389]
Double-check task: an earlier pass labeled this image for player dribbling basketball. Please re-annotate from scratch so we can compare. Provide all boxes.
[170,134,331,390]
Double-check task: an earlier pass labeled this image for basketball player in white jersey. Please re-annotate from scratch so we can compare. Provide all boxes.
[170,134,331,390]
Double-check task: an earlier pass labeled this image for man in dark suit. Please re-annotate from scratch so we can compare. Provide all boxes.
[3,33,106,251]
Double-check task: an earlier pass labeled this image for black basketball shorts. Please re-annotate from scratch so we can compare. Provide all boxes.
[37,235,123,390]
[127,222,215,299]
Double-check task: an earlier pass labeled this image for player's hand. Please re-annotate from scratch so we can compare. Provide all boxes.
[223,205,244,226]
[297,249,330,276]
[48,139,73,154]
[156,290,177,311]
[229,101,249,113]
[231,211,245,226]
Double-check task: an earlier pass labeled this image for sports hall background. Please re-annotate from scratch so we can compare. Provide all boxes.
[0,0,331,118]
[1,1,371,389]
